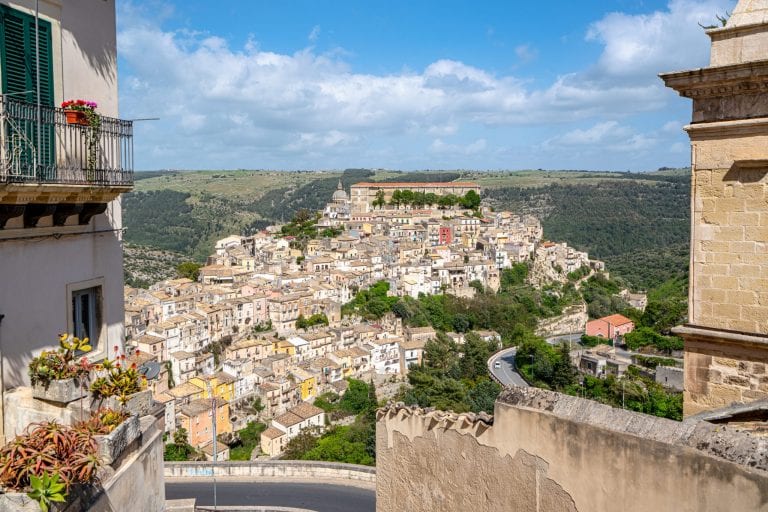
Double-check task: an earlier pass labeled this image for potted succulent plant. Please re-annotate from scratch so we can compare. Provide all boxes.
[28,335,93,404]
[90,348,151,416]
[0,420,102,512]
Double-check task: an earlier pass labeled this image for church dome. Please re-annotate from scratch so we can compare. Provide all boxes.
[332,180,348,202]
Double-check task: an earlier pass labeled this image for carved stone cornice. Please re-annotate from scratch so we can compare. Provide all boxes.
[660,59,768,99]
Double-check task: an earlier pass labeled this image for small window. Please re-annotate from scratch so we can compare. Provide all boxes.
[72,286,102,348]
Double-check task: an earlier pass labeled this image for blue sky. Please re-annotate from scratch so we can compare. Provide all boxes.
[117,0,736,171]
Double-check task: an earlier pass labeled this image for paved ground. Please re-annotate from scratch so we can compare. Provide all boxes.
[488,347,529,387]
[166,480,375,512]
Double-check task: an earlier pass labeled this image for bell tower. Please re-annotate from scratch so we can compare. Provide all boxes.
[662,0,768,417]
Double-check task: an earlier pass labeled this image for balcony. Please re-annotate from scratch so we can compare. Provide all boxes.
[0,96,133,209]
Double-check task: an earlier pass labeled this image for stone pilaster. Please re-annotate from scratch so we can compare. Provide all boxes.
[661,0,768,417]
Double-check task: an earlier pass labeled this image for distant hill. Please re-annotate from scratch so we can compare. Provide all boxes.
[484,169,691,290]
[123,168,691,290]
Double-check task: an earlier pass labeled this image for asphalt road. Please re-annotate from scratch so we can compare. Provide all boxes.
[166,480,375,512]
[488,347,529,387]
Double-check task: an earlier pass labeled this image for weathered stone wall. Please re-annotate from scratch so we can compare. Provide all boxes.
[535,305,587,338]
[376,388,768,512]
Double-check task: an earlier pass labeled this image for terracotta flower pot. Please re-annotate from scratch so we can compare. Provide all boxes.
[64,109,88,126]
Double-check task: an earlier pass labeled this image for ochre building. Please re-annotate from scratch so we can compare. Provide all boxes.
[662,0,768,416]
[350,181,480,212]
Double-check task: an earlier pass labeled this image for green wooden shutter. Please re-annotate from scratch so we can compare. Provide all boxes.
[0,5,54,179]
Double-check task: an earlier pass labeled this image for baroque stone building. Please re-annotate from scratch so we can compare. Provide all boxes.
[350,181,480,212]
[662,0,768,417]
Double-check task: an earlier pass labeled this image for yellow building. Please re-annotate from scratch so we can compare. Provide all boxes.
[329,350,354,378]
[290,368,317,401]
[272,339,297,357]
[190,372,236,402]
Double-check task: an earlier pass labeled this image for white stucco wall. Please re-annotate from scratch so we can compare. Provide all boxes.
[0,202,125,387]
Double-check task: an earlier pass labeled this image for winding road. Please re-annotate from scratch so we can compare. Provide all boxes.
[488,347,529,387]
[166,480,375,512]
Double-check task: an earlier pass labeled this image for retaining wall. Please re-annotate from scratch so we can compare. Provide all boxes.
[165,461,376,486]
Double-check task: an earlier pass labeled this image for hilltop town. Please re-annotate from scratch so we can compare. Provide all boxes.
[122,181,600,459]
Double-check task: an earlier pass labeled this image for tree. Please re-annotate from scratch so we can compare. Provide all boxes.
[423,333,457,373]
[550,343,577,390]
[292,208,313,224]
[461,190,481,210]
[165,427,197,461]
[390,190,403,207]
[340,379,374,414]
[176,261,201,281]
[372,189,386,209]
[282,427,321,459]
[468,379,501,414]
[173,427,189,446]
[459,332,493,381]
[438,194,459,209]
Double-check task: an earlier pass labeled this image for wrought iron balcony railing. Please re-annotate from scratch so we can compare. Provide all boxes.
[0,96,133,187]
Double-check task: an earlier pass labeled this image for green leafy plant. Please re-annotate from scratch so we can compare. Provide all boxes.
[28,334,93,387]
[90,351,146,405]
[27,471,66,512]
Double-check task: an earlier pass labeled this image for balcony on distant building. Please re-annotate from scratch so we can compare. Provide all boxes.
[0,96,134,228]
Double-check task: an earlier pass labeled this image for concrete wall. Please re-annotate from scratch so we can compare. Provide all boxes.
[376,388,768,512]
[164,460,376,486]
[656,365,684,391]
[88,417,166,512]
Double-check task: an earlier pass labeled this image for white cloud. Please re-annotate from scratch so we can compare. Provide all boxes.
[308,25,321,42]
[544,121,661,154]
[514,44,538,63]
[117,0,733,170]
[586,0,734,80]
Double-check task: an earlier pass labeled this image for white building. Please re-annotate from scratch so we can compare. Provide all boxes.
[0,0,133,390]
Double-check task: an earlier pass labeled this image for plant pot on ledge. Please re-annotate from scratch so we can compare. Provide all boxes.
[31,377,88,404]
[92,389,153,417]
[94,414,141,465]
[0,492,56,512]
